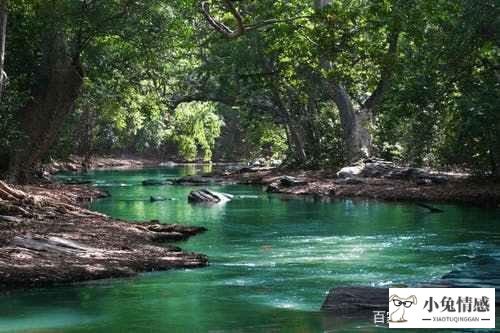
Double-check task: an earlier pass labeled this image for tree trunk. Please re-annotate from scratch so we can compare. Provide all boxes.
[285,122,307,164]
[78,105,96,172]
[9,32,83,184]
[0,0,7,99]
[329,82,372,163]
[314,0,372,163]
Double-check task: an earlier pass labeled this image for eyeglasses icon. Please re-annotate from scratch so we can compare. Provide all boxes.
[393,299,414,308]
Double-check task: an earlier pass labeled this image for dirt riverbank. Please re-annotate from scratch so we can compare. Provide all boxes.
[44,155,161,174]
[206,166,500,207]
[0,181,207,292]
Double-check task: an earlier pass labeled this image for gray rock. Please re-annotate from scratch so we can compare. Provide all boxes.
[266,184,280,193]
[338,159,450,185]
[337,165,364,178]
[321,287,388,314]
[429,175,448,185]
[441,255,500,303]
[173,176,215,185]
[150,196,176,202]
[415,178,432,186]
[142,179,169,186]
[279,176,307,187]
[188,189,233,204]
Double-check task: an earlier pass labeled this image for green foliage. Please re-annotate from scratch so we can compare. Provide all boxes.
[375,0,499,175]
[167,102,223,161]
[1,0,498,176]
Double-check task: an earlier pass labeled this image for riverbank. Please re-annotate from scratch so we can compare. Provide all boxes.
[0,181,207,292]
[44,155,162,174]
[207,163,500,207]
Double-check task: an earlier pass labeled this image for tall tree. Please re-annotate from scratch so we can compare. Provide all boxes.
[201,0,402,163]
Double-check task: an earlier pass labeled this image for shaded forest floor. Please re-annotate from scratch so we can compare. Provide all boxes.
[0,182,207,293]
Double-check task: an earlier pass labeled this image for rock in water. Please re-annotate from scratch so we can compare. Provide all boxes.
[321,287,388,314]
[142,179,168,186]
[188,189,233,204]
[173,176,214,185]
[150,196,166,202]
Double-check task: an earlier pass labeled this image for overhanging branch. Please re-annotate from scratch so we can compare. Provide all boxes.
[201,1,310,39]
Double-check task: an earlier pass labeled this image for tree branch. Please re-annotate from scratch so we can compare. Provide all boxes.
[201,0,245,38]
[201,1,310,38]
[362,22,401,112]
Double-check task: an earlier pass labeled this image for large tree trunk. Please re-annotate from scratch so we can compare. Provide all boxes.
[9,32,83,184]
[0,0,7,99]
[329,82,373,162]
[285,122,307,164]
[314,0,372,163]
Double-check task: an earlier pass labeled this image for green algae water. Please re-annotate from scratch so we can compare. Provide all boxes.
[1,166,499,332]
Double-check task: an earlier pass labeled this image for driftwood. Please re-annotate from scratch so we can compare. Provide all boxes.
[12,236,98,255]
[0,180,104,219]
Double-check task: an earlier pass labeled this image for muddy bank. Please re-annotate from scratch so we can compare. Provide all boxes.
[0,181,207,292]
[204,164,500,207]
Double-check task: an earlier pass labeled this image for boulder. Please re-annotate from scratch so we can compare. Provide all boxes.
[150,196,168,202]
[173,176,214,185]
[188,189,233,204]
[270,159,282,167]
[250,158,266,167]
[337,165,364,179]
[142,179,169,186]
[337,159,450,184]
[266,184,280,193]
[360,160,396,177]
[441,255,500,302]
[321,287,388,314]
[415,178,432,186]
[429,175,448,185]
[386,167,427,180]
[279,176,307,187]
[66,163,79,172]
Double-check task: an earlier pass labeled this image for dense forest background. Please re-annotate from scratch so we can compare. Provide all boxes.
[0,0,498,183]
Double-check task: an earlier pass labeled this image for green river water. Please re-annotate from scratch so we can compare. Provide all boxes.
[0,166,499,332]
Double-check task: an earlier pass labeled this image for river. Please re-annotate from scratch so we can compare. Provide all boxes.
[0,166,498,332]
